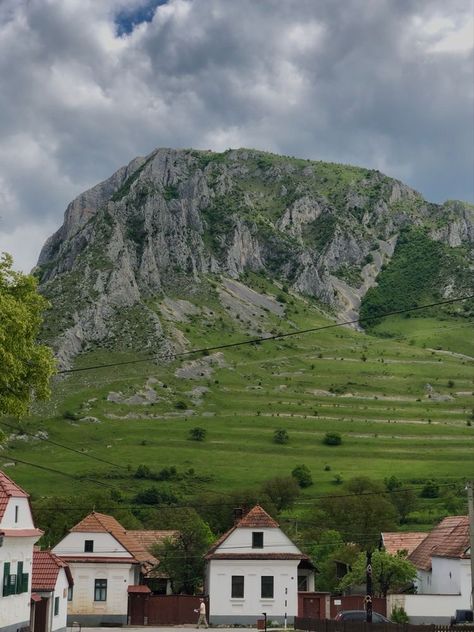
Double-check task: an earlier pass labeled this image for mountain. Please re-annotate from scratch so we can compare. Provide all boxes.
[35,148,473,367]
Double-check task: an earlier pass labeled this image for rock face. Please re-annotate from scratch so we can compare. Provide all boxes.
[36,148,474,366]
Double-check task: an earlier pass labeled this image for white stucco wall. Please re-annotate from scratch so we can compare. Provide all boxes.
[218,528,301,554]
[52,568,71,632]
[208,558,299,623]
[0,498,34,530]
[389,593,469,624]
[53,532,130,557]
[0,535,37,629]
[66,561,136,617]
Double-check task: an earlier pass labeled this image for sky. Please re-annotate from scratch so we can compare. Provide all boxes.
[0,0,473,272]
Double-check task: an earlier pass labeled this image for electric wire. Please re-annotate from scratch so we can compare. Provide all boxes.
[56,294,474,375]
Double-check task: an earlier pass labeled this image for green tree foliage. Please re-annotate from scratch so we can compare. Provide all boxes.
[420,480,440,498]
[390,605,410,623]
[318,477,398,550]
[309,529,360,593]
[291,464,313,488]
[384,477,416,524]
[0,253,55,417]
[273,428,289,444]
[338,549,417,597]
[194,491,277,535]
[189,426,206,441]
[152,509,214,594]
[323,431,342,446]
[260,476,301,511]
[360,228,444,327]
[32,492,142,548]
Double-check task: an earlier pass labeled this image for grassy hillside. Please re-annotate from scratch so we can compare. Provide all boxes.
[2,273,473,528]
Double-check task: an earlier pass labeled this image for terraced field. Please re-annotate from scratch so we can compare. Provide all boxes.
[2,274,473,511]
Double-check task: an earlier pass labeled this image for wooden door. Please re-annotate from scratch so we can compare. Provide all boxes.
[33,598,49,632]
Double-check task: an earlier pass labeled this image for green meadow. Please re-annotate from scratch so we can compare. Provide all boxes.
[2,275,473,521]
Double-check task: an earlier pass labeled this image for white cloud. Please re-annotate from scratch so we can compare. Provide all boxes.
[0,0,472,272]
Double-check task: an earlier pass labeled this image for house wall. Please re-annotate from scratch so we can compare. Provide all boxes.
[208,558,299,625]
[53,532,129,557]
[0,498,34,529]
[219,527,301,553]
[52,568,71,632]
[65,561,136,625]
[388,593,468,624]
[0,535,37,632]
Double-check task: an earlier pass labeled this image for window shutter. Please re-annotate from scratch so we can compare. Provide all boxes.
[16,562,23,593]
[22,573,29,593]
[3,562,10,596]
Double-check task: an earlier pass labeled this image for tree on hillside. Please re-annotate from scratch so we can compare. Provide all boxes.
[0,253,55,417]
[152,509,214,594]
[261,476,301,511]
[308,529,360,593]
[318,476,398,550]
[338,549,417,597]
[193,491,278,535]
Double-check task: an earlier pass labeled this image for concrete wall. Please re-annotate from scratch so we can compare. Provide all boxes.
[388,593,468,624]
[208,558,299,624]
[65,561,135,620]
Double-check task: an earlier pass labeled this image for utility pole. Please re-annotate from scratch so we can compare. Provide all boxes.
[467,480,474,611]
[366,550,373,623]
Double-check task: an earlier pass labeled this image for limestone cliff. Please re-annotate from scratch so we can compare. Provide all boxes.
[35,148,474,366]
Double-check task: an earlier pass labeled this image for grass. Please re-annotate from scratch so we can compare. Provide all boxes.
[2,275,472,525]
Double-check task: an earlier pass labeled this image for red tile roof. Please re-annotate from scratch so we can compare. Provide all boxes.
[236,505,279,528]
[128,585,152,593]
[32,550,73,591]
[67,512,177,574]
[60,556,139,564]
[0,470,28,521]
[0,528,43,537]
[206,552,309,560]
[382,532,428,556]
[409,516,470,571]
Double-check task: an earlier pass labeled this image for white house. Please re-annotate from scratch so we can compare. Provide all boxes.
[0,470,43,632]
[52,511,176,626]
[388,516,471,624]
[205,505,315,625]
[30,550,73,632]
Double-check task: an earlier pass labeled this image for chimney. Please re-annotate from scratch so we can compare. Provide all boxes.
[233,508,243,524]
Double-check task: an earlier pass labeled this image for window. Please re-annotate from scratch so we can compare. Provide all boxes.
[14,505,19,523]
[84,540,94,553]
[261,576,274,599]
[252,532,263,548]
[231,575,244,598]
[68,586,73,601]
[2,562,28,596]
[94,579,107,601]
[298,575,308,591]
[54,596,59,616]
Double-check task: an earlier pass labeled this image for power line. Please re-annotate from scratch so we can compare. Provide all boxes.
[0,420,129,470]
[57,294,474,375]
[1,453,119,490]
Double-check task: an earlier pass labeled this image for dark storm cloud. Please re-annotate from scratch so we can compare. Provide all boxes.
[0,0,472,270]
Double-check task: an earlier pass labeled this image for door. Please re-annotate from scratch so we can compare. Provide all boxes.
[33,597,49,632]
[302,596,321,618]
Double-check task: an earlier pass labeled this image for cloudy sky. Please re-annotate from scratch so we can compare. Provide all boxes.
[0,0,473,271]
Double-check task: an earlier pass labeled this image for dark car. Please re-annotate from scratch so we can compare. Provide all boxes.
[450,610,473,625]
[335,610,391,623]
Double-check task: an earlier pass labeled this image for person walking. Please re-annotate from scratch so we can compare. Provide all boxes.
[196,598,208,628]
